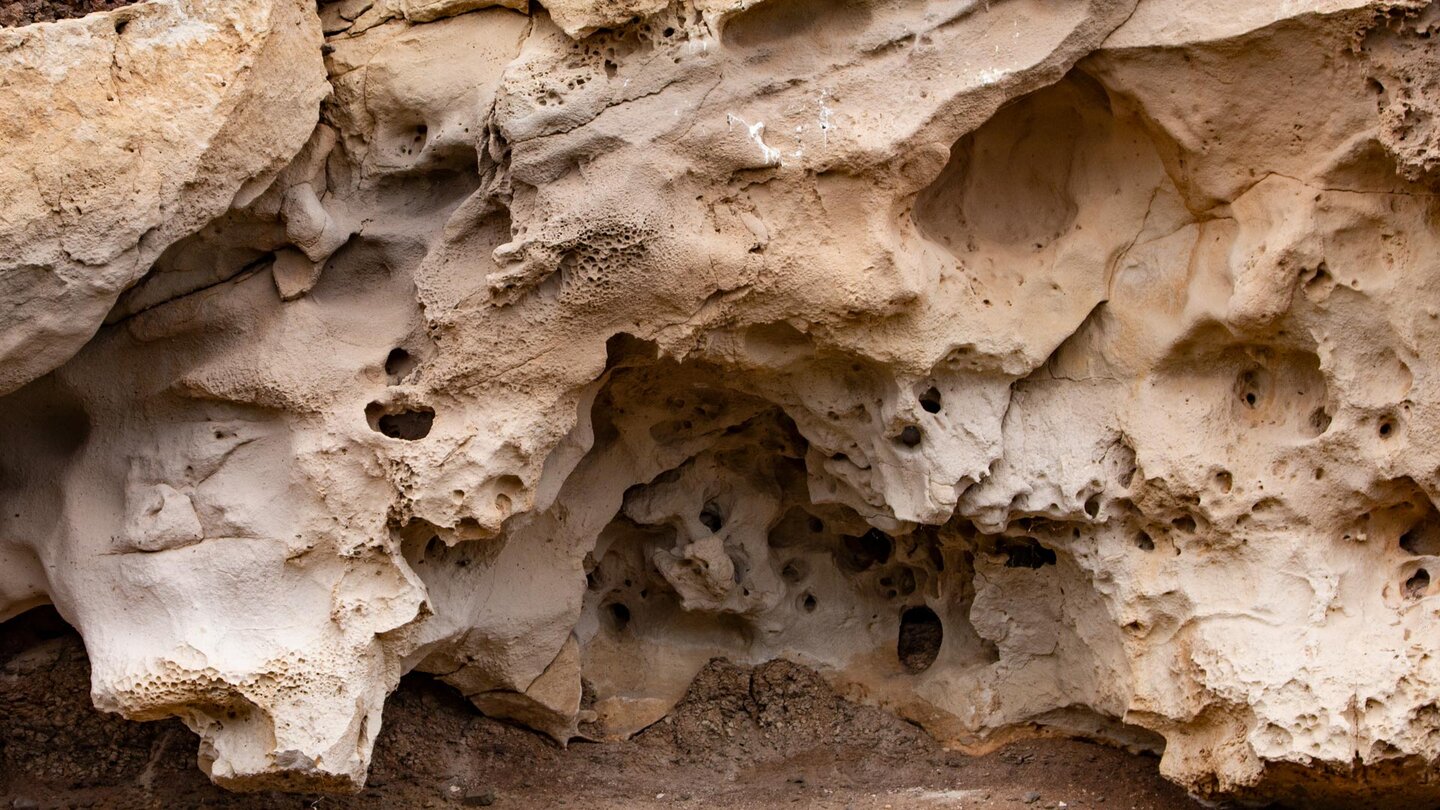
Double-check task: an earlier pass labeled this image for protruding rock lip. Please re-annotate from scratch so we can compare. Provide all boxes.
[89,651,387,794]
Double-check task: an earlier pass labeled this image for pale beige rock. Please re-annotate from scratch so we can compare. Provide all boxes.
[1,0,1439,804]
[270,248,324,301]
[0,0,328,395]
[404,0,526,23]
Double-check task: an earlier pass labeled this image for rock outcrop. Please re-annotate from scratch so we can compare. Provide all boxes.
[1,0,1438,805]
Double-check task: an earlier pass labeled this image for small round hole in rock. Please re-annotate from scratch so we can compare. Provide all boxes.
[607,602,631,632]
[898,606,942,674]
[842,528,894,571]
[1215,471,1233,493]
[380,409,434,440]
[919,387,942,414]
[1404,569,1430,600]
[801,593,817,612]
[898,425,923,447]
[1235,369,1264,409]
[367,402,435,440]
[384,348,416,380]
[1136,531,1155,551]
[699,501,724,532]
[1379,418,1397,439]
[1084,494,1101,518]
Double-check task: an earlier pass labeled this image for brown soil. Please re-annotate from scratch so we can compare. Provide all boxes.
[0,607,1206,810]
[0,0,139,28]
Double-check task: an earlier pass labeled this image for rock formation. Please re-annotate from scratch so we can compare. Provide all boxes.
[1,0,1438,805]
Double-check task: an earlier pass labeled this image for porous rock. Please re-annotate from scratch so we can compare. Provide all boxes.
[1,0,1438,804]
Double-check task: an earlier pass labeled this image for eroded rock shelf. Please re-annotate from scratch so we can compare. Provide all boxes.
[0,0,1438,806]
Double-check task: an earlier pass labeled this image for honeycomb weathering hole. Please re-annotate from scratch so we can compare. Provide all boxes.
[607,602,631,632]
[898,605,942,674]
[1400,502,1440,556]
[365,402,435,440]
[919,386,943,413]
[699,500,724,532]
[1405,568,1430,600]
[842,528,894,571]
[1001,537,1058,568]
[384,348,416,381]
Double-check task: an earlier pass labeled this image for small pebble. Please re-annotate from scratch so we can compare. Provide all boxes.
[1023,791,1042,804]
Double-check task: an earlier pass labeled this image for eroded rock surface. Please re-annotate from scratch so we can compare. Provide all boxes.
[1,0,1438,805]
[0,0,327,393]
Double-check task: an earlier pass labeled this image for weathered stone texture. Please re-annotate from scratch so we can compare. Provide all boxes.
[1,0,1438,805]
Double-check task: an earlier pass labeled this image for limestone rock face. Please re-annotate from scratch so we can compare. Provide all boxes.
[1,0,1438,804]
[0,0,328,394]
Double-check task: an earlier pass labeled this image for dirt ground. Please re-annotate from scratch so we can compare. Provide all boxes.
[0,607,1205,810]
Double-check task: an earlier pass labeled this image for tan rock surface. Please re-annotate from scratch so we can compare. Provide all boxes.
[0,0,327,394]
[1,0,1438,804]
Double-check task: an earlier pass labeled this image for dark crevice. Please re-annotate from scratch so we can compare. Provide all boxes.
[366,402,436,440]
[898,606,942,674]
[1001,537,1057,569]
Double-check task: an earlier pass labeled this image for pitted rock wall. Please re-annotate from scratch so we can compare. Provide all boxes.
[1,0,1438,805]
